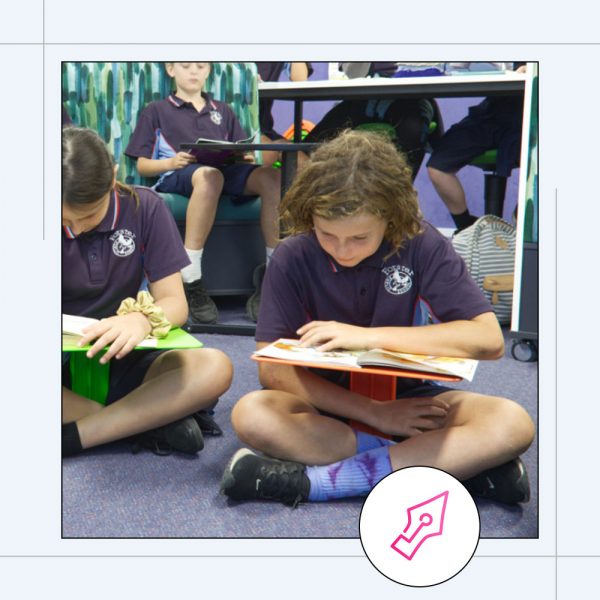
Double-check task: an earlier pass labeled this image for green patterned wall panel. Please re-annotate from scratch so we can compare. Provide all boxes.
[62,62,259,185]
[523,63,538,243]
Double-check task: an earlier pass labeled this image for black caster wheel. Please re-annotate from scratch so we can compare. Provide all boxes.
[511,339,538,362]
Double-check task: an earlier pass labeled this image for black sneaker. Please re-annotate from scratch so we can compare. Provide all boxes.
[245,263,266,322]
[184,279,218,324]
[192,409,223,436]
[132,416,204,456]
[220,448,310,507]
[463,457,530,505]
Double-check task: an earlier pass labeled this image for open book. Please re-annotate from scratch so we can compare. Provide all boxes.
[63,314,158,348]
[62,314,203,351]
[253,338,478,382]
[181,131,257,166]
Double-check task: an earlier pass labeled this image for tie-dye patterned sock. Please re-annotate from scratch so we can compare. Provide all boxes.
[354,430,395,453]
[306,446,392,501]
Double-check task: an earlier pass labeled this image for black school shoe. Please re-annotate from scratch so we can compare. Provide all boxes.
[245,263,266,322]
[184,279,218,324]
[463,457,530,505]
[221,448,310,508]
[132,415,204,456]
[193,409,223,436]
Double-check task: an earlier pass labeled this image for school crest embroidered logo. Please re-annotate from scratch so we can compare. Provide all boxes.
[110,229,136,257]
[383,265,413,295]
[210,110,223,125]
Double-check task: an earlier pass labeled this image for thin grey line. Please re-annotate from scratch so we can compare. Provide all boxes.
[555,188,559,599]
[11,42,600,46]
[0,555,593,559]
[42,0,45,240]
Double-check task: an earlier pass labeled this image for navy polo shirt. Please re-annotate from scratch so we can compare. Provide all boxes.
[256,221,493,343]
[125,93,248,185]
[62,186,190,319]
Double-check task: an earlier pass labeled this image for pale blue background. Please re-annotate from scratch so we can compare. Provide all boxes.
[2,0,596,597]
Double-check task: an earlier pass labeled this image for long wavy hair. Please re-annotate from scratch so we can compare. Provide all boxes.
[280,129,422,254]
[62,126,138,207]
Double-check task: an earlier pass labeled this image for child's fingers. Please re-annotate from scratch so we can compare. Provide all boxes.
[100,333,130,364]
[299,329,332,348]
[86,331,115,359]
[296,321,326,336]
[316,339,343,352]
[418,404,448,418]
[114,337,139,360]
[78,320,110,347]
[417,397,450,411]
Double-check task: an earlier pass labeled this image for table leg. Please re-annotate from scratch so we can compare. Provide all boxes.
[293,99,303,142]
[280,151,297,197]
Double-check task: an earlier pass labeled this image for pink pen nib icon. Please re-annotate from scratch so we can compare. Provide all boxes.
[390,491,449,560]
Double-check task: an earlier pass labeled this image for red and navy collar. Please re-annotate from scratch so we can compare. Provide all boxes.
[168,91,217,111]
[63,189,121,239]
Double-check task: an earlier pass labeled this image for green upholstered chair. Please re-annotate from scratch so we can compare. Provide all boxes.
[62,62,264,296]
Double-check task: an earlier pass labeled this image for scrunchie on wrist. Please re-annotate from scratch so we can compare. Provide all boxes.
[116,291,171,338]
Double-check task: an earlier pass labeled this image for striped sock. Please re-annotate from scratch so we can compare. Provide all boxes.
[355,429,395,453]
[306,445,392,501]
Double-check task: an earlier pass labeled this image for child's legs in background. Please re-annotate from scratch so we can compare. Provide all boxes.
[242,166,281,250]
[260,133,291,168]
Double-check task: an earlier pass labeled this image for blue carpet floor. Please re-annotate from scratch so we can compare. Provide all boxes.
[63,305,538,539]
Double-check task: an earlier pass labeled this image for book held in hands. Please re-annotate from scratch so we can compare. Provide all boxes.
[181,131,257,167]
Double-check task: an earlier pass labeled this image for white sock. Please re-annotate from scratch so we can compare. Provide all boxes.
[182,248,203,283]
[266,247,275,265]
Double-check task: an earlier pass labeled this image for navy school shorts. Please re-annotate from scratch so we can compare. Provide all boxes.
[156,162,260,201]
[62,349,165,405]
[426,97,523,177]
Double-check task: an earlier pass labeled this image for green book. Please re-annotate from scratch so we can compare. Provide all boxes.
[62,315,203,403]
[62,326,203,352]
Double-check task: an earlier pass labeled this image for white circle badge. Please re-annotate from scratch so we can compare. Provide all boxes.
[359,466,480,587]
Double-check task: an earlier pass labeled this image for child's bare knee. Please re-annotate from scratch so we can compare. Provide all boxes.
[191,166,224,189]
[505,401,535,454]
[254,166,280,192]
[201,348,233,391]
[184,348,233,397]
[489,397,535,456]
[231,391,278,444]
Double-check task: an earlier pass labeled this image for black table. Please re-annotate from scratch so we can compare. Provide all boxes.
[258,72,527,142]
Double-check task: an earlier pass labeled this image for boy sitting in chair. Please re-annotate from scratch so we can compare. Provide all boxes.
[126,62,280,324]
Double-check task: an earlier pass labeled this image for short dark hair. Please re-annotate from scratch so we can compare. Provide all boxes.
[280,129,422,254]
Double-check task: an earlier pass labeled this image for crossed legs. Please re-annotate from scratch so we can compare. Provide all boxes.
[231,388,535,481]
[62,348,233,450]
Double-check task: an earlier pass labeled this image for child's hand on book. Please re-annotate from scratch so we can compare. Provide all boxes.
[169,151,196,170]
[238,152,256,163]
[368,396,450,437]
[78,313,152,364]
[297,320,371,352]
